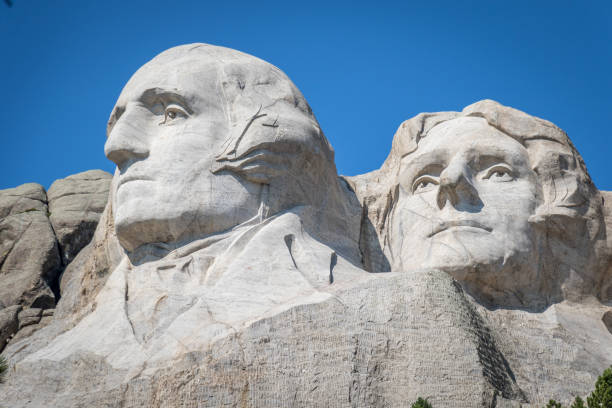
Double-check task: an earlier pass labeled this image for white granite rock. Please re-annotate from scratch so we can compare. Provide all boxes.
[1,270,529,407]
[1,47,612,407]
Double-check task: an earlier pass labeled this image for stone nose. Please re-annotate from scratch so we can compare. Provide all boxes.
[436,160,481,210]
[104,105,150,169]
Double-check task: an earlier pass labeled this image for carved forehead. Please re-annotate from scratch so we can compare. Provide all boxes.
[115,46,226,107]
[115,43,303,111]
[427,116,507,141]
[419,116,527,154]
[402,117,530,175]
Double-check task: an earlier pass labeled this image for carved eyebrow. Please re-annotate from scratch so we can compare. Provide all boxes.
[401,151,446,180]
[463,144,529,169]
[469,154,513,171]
[412,163,444,180]
[140,88,194,114]
[106,88,194,137]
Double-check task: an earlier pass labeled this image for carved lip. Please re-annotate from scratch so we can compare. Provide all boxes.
[118,175,153,188]
[428,220,492,237]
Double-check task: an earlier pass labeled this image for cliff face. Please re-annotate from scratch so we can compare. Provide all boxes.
[0,170,111,353]
[0,44,611,407]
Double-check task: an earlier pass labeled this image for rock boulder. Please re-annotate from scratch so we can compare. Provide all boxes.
[47,170,112,265]
[0,183,60,310]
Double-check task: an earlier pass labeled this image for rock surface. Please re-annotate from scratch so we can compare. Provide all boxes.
[1,44,611,407]
[48,169,111,265]
[0,305,21,350]
[3,271,610,407]
[0,271,525,407]
[0,173,111,353]
[0,183,60,310]
[599,190,612,301]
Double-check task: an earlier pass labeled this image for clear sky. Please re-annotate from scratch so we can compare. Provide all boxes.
[1,0,611,190]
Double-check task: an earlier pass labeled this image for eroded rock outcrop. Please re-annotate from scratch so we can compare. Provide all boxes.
[0,172,111,352]
[48,169,112,265]
[0,183,60,311]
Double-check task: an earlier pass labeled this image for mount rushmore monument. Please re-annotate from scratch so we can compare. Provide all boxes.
[1,43,611,407]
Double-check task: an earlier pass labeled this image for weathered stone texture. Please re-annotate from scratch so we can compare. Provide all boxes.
[1,272,527,407]
[47,169,112,265]
[0,183,60,310]
[604,310,612,334]
[599,190,612,302]
[0,305,21,350]
[0,173,111,352]
[4,271,610,407]
[1,45,611,407]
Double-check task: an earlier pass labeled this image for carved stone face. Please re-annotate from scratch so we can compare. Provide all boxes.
[391,116,539,282]
[104,56,262,252]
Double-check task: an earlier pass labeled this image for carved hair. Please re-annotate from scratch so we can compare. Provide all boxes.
[210,48,334,186]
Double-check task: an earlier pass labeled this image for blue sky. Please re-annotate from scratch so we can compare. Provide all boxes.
[1,0,611,190]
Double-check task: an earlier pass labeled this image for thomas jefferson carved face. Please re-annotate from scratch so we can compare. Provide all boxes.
[105,54,262,252]
[391,117,539,284]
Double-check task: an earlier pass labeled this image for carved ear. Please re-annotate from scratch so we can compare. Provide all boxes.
[212,105,321,185]
[212,143,296,184]
[215,105,269,159]
[529,140,590,209]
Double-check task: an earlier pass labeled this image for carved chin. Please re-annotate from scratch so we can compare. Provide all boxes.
[415,234,539,301]
[114,216,174,253]
[420,227,532,268]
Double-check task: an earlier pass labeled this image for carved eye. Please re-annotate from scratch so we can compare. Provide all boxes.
[412,175,439,193]
[482,165,514,182]
[165,104,187,120]
[159,104,189,125]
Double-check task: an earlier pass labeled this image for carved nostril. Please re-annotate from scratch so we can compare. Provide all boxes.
[436,183,459,209]
[105,148,148,169]
[436,164,480,210]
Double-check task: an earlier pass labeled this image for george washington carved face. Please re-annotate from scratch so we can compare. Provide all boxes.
[104,44,339,254]
[105,52,261,252]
